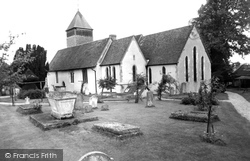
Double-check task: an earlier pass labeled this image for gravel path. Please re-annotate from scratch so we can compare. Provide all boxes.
[226,91,250,122]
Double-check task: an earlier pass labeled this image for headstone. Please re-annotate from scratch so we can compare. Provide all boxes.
[145,91,155,108]
[101,104,109,111]
[83,83,90,95]
[85,105,93,113]
[180,82,187,94]
[25,97,30,104]
[89,95,98,109]
[78,151,113,161]
[75,93,84,110]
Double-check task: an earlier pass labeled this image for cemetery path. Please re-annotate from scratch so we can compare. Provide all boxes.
[225,91,250,122]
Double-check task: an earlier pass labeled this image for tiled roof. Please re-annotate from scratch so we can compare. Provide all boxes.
[100,36,134,66]
[49,38,110,71]
[234,63,250,76]
[66,11,92,31]
[139,26,193,65]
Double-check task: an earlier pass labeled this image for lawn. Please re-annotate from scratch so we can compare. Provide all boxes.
[0,99,250,161]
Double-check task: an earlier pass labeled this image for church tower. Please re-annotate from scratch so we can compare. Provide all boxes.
[66,11,93,47]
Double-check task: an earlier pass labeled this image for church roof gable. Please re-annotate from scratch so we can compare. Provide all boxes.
[234,63,250,76]
[139,26,193,65]
[100,36,134,66]
[49,38,110,71]
[66,11,92,31]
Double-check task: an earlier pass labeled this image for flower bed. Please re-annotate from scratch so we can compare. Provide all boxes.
[169,110,220,123]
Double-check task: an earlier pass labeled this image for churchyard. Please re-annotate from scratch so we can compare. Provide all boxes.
[0,92,250,161]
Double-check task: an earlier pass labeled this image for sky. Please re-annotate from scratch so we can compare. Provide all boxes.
[0,0,249,64]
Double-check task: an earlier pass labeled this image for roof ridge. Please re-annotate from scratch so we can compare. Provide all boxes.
[143,25,192,38]
[58,38,109,51]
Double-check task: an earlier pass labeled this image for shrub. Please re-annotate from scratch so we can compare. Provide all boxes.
[180,92,198,105]
[18,89,45,99]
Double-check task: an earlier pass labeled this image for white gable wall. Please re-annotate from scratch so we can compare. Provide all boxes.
[147,65,177,93]
[120,37,147,87]
[177,27,211,93]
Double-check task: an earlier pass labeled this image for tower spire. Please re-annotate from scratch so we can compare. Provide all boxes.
[66,10,93,47]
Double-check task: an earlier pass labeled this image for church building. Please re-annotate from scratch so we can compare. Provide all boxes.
[48,11,211,94]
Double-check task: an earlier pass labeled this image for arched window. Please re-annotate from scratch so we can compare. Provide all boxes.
[185,56,188,82]
[149,68,152,84]
[70,71,74,83]
[106,67,109,79]
[132,65,136,82]
[201,56,204,80]
[113,67,116,80]
[162,66,166,75]
[193,47,197,82]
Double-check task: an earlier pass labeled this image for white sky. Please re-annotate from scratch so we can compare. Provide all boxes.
[0,0,249,64]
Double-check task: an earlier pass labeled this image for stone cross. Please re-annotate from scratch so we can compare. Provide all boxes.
[89,95,98,109]
[25,97,30,104]
[145,91,155,108]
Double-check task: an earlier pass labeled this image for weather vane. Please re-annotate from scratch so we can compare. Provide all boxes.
[77,0,79,11]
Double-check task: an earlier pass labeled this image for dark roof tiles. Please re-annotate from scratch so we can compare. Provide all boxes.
[139,26,193,65]
[234,64,250,76]
[49,38,110,71]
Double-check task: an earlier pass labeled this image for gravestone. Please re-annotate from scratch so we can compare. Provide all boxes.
[101,104,109,111]
[180,82,187,94]
[89,95,98,109]
[75,93,84,110]
[78,151,113,161]
[85,105,93,113]
[25,97,30,104]
[145,91,155,108]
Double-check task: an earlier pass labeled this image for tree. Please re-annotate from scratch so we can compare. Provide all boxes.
[98,77,117,98]
[134,73,147,103]
[193,0,250,82]
[13,44,48,88]
[157,74,179,100]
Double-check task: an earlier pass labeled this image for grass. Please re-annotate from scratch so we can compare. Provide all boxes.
[215,92,229,100]
[0,98,250,161]
[227,88,250,103]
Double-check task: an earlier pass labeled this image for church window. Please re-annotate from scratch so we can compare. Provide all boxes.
[193,47,197,82]
[56,72,59,83]
[149,68,152,84]
[82,69,88,83]
[162,66,166,75]
[201,56,204,80]
[106,67,109,79]
[70,71,74,83]
[113,67,116,80]
[185,56,188,82]
[132,65,137,82]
